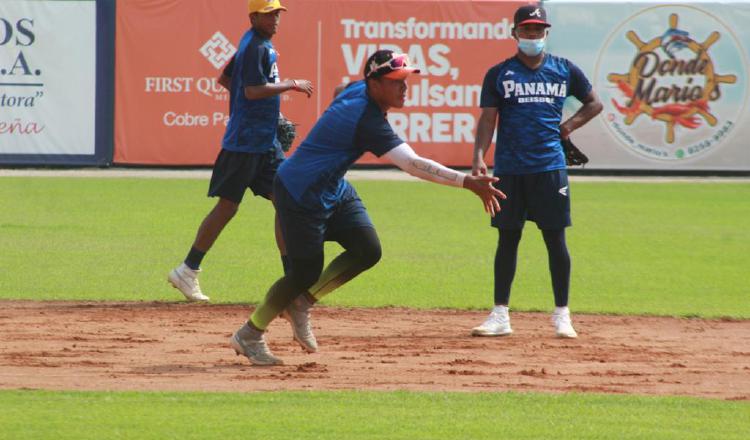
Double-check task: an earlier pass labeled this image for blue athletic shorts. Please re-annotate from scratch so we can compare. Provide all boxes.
[491,169,571,230]
[273,176,375,258]
[207,147,285,203]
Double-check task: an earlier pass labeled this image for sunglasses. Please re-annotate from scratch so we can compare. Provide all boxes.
[366,54,414,78]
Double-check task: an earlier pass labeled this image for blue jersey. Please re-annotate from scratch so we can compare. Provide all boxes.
[222,29,281,154]
[480,54,591,175]
[277,81,403,210]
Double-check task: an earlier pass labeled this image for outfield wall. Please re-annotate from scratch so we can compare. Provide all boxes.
[547,1,750,171]
[0,0,114,166]
[113,0,524,166]
[1,0,749,171]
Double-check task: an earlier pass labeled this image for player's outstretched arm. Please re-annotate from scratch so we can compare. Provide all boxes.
[244,79,314,100]
[385,143,506,216]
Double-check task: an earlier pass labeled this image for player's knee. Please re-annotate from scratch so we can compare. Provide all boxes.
[215,199,239,218]
[288,266,320,291]
[358,241,382,270]
[289,277,317,292]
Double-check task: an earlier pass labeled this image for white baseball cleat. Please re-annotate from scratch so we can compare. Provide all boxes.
[168,263,210,302]
[552,308,578,338]
[230,325,283,366]
[281,295,318,353]
[471,306,513,336]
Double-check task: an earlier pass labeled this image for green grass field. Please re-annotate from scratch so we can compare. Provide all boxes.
[2,390,748,440]
[1,176,748,439]
[1,177,748,317]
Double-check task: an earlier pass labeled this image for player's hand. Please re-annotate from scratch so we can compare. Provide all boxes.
[291,79,314,97]
[560,123,573,140]
[472,156,488,176]
[463,175,506,216]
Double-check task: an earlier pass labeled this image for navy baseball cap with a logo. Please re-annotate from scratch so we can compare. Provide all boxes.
[514,5,551,27]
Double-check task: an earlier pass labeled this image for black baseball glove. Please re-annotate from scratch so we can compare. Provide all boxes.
[562,136,589,167]
[277,113,297,152]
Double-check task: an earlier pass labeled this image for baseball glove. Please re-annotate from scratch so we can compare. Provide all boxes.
[562,136,589,167]
[277,114,298,152]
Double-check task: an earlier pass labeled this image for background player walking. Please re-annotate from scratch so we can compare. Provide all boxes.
[470,5,603,338]
[230,49,505,365]
[168,0,313,302]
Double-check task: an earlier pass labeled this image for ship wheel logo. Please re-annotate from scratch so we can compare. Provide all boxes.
[599,8,746,161]
[608,14,736,144]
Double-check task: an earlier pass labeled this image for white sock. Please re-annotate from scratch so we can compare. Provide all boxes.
[492,305,509,314]
[555,306,570,315]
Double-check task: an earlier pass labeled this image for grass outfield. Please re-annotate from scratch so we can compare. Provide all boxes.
[1,177,749,318]
[1,390,748,440]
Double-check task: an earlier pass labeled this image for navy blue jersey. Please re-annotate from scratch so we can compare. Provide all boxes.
[480,54,591,175]
[222,29,281,154]
[277,80,403,210]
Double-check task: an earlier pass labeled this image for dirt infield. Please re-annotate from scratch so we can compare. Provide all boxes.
[1,301,748,400]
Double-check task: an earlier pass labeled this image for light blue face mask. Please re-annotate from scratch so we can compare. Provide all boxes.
[518,37,546,56]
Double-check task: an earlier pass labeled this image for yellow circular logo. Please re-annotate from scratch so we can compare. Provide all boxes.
[595,6,747,160]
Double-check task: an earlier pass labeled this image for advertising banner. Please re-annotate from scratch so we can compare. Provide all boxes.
[0,0,110,166]
[547,1,750,170]
[114,0,524,166]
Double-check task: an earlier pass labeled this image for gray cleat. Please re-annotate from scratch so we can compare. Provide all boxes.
[230,324,283,366]
[281,295,318,353]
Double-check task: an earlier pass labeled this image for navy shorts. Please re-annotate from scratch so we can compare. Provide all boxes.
[491,169,571,230]
[273,177,375,259]
[207,147,284,203]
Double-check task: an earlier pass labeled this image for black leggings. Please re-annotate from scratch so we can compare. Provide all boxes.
[494,228,570,307]
[257,227,382,325]
[288,226,382,293]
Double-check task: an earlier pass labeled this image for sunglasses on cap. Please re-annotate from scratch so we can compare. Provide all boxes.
[366,53,420,80]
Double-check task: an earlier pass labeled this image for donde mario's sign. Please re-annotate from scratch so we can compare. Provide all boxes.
[0,1,96,156]
[595,5,747,162]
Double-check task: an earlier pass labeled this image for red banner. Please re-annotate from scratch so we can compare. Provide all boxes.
[115,0,523,166]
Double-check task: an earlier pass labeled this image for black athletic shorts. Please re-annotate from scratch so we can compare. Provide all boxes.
[491,169,571,230]
[273,176,375,259]
[207,147,284,203]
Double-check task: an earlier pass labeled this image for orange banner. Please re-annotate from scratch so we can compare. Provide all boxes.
[115,0,523,166]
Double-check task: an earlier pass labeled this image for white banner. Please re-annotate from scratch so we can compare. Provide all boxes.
[547,1,750,170]
[0,0,96,155]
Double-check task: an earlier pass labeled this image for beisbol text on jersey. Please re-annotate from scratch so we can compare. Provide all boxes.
[501,79,567,104]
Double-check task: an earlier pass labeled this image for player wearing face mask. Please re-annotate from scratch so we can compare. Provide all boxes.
[517,32,547,57]
[469,4,603,339]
